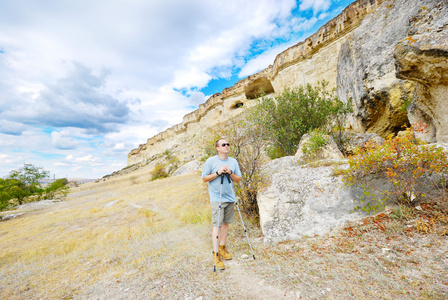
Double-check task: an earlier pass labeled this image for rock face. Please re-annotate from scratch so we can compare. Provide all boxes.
[257,159,366,243]
[337,0,435,137]
[394,0,448,143]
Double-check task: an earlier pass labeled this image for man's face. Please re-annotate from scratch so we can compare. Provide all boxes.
[216,139,230,154]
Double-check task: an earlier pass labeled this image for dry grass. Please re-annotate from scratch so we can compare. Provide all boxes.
[0,170,211,299]
[1,168,447,299]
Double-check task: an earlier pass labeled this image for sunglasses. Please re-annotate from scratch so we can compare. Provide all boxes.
[221,143,230,147]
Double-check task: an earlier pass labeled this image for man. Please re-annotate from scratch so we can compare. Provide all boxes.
[202,138,242,270]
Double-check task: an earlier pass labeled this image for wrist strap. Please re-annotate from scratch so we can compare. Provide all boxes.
[216,171,220,176]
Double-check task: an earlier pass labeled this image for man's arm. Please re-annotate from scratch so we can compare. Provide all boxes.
[202,172,220,183]
[202,166,227,183]
[229,171,241,183]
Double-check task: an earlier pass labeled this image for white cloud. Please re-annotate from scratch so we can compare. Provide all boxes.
[75,154,99,163]
[0,119,28,135]
[172,67,212,90]
[299,0,332,14]
[51,130,79,150]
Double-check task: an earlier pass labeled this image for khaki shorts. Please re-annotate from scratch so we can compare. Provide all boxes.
[211,202,234,227]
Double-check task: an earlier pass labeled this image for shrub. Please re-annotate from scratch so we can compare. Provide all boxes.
[342,123,448,213]
[150,163,169,181]
[253,81,352,158]
[328,99,353,156]
[45,178,69,199]
[301,129,328,156]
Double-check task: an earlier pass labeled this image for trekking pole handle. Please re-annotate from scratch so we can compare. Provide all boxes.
[221,173,224,184]
[226,173,231,183]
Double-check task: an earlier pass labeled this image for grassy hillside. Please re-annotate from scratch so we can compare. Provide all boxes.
[1,165,447,299]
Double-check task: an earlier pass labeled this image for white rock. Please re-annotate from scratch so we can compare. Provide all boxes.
[258,158,375,243]
[172,160,203,176]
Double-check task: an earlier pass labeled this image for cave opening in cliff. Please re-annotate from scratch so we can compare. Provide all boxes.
[244,77,275,99]
[230,102,244,109]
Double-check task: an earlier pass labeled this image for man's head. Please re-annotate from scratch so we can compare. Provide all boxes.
[215,138,230,155]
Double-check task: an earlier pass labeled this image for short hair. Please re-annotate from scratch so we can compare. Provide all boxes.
[215,138,226,148]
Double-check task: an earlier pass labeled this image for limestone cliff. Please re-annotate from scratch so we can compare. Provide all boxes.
[394,0,448,143]
[128,0,444,166]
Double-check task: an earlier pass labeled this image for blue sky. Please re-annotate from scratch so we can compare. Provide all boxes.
[0,0,354,179]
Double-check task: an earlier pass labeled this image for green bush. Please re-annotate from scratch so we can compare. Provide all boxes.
[301,129,327,156]
[253,81,352,158]
[150,163,169,181]
[0,178,13,211]
[342,123,448,213]
[45,178,69,199]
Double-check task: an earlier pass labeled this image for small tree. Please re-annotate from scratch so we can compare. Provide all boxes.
[7,164,49,205]
[0,178,13,210]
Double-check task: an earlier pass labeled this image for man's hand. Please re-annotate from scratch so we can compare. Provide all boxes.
[218,166,230,175]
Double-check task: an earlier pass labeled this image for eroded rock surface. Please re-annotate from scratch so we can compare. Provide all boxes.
[337,0,435,137]
[394,0,448,142]
[258,160,366,243]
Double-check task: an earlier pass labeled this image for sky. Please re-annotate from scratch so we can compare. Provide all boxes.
[0,0,354,179]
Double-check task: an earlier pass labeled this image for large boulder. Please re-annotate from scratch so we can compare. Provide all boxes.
[172,160,203,176]
[258,160,367,243]
[337,0,435,137]
[394,1,448,143]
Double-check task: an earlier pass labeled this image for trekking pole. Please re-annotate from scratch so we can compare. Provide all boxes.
[226,174,256,260]
[214,173,224,272]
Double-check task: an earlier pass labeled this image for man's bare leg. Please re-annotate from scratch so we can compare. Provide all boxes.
[212,223,229,252]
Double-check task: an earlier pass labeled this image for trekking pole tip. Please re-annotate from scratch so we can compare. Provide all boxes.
[253,255,256,260]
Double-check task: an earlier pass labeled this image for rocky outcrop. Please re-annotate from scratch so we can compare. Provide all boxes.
[337,0,436,137]
[394,1,448,143]
[257,158,366,243]
[172,160,203,177]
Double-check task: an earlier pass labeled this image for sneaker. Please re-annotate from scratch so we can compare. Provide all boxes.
[213,252,225,270]
[218,245,232,260]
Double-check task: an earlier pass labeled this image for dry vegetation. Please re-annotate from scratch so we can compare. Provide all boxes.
[0,164,447,299]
